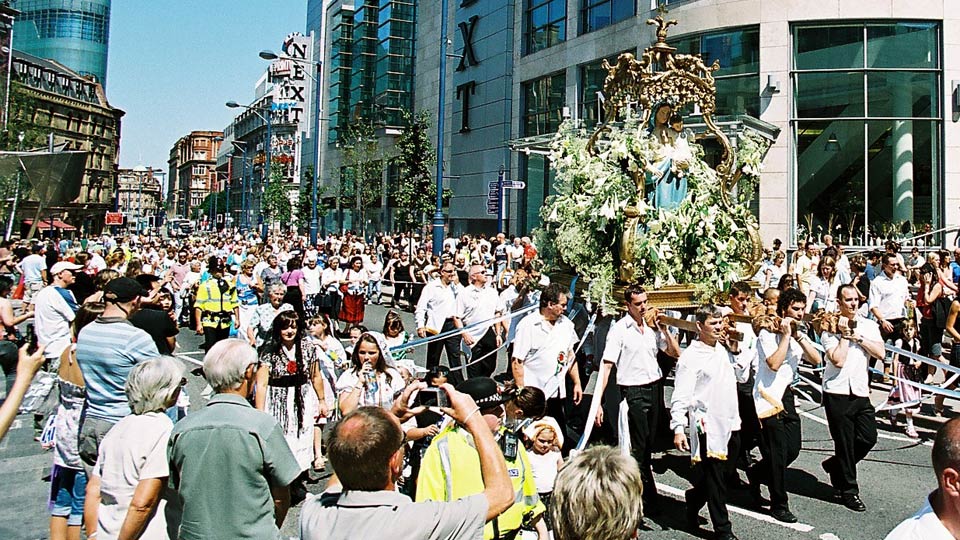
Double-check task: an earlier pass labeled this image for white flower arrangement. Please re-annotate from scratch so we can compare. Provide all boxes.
[536,112,768,314]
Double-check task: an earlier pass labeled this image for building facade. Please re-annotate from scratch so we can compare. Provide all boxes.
[167,131,222,219]
[10,0,110,88]
[116,165,162,233]
[312,0,960,248]
[9,49,123,233]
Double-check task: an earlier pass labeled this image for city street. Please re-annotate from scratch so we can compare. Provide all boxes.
[0,299,946,539]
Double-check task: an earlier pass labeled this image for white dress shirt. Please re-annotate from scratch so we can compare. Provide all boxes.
[456,284,501,341]
[821,317,882,397]
[754,330,802,418]
[512,311,577,399]
[670,340,749,461]
[869,272,910,320]
[602,314,667,386]
[415,279,460,332]
[719,306,759,374]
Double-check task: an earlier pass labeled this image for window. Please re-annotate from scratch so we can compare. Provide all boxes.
[793,22,941,245]
[580,0,634,35]
[670,26,760,117]
[193,165,206,176]
[580,53,630,128]
[522,72,565,137]
[524,0,565,55]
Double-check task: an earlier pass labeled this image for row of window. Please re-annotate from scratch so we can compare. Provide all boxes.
[524,0,634,55]
[18,7,109,43]
[517,22,943,243]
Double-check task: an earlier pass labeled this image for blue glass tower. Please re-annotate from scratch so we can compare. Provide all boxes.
[11,0,110,87]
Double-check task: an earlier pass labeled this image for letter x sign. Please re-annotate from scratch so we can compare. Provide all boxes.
[456,15,480,72]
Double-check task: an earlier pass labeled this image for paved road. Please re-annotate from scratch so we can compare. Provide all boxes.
[0,299,947,539]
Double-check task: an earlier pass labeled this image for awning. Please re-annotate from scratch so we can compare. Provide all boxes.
[22,219,77,231]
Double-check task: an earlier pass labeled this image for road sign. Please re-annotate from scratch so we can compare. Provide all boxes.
[487,181,500,215]
[502,180,526,189]
[105,212,124,225]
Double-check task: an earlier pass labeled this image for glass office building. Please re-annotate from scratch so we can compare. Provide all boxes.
[11,0,110,88]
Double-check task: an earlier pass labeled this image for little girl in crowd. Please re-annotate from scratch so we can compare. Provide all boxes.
[524,417,564,526]
[886,319,924,439]
[307,315,343,470]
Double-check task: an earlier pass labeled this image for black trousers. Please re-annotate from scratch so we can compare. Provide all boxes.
[737,377,760,463]
[426,319,464,387]
[621,381,661,506]
[754,389,801,511]
[823,393,877,496]
[688,431,740,537]
[203,325,231,351]
[466,327,499,379]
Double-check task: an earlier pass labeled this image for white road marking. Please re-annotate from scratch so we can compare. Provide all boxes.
[655,481,816,533]
[798,409,933,447]
[176,354,204,367]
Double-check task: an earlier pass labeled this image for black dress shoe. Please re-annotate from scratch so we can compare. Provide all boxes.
[771,507,798,523]
[841,495,867,512]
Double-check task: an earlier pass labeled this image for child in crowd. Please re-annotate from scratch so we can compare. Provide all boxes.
[307,315,341,470]
[886,319,923,439]
[157,290,176,322]
[307,315,348,373]
[344,324,366,357]
[523,417,564,522]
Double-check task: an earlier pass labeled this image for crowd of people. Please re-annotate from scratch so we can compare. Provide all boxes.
[0,229,959,539]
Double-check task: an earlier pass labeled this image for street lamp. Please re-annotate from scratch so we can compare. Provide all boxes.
[232,140,250,232]
[227,100,272,240]
[432,0,451,255]
[259,49,323,247]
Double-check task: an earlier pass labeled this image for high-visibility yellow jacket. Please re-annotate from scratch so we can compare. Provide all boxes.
[194,276,238,329]
[416,424,544,539]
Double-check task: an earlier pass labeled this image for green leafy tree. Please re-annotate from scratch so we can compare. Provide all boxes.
[0,82,48,151]
[340,120,382,235]
[392,111,439,231]
[297,165,327,233]
[263,168,292,230]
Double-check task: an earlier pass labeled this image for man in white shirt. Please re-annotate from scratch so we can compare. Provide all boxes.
[511,283,582,452]
[19,244,48,305]
[671,304,750,540]
[454,264,502,379]
[747,288,822,524]
[365,253,384,305]
[821,284,884,512]
[416,260,464,386]
[721,282,761,478]
[885,418,960,540]
[33,261,82,367]
[869,252,910,343]
[302,256,322,316]
[594,284,680,514]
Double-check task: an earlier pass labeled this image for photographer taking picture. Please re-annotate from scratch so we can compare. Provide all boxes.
[300,381,514,540]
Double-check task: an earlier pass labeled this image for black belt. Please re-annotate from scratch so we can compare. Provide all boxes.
[269,374,308,387]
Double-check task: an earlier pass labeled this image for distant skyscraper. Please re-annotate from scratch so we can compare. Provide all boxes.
[10,0,110,88]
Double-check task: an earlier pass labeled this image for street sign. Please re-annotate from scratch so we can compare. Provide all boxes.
[105,212,124,225]
[502,180,526,190]
[487,181,500,215]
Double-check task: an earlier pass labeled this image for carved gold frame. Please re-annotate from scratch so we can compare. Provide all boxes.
[587,16,763,283]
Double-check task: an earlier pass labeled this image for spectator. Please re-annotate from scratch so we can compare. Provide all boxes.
[885,417,960,539]
[130,274,179,355]
[549,446,643,540]
[0,344,46,441]
[300,384,514,540]
[168,339,301,540]
[83,356,183,540]
[336,332,405,414]
[77,277,161,475]
[19,243,47,306]
[33,261,82,366]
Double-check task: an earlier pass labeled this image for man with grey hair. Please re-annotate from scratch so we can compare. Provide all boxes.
[167,339,300,540]
[454,263,503,379]
[549,446,643,540]
[671,304,751,540]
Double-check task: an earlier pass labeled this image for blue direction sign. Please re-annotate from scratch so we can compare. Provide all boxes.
[502,180,526,189]
[487,181,500,215]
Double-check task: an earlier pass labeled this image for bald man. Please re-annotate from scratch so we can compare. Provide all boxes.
[885,418,960,538]
[454,264,503,379]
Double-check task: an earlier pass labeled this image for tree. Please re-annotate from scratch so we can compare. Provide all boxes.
[296,165,327,233]
[0,82,48,151]
[340,120,382,235]
[263,168,292,231]
[392,111,439,232]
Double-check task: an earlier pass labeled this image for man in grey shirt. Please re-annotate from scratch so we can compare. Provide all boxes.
[299,384,514,540]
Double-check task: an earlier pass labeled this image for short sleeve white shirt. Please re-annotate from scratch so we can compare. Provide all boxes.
[602,315,667,386]
[821,316,882,397]
[754,330,803,418]
[456,285,502,341]
[33,285,76,360]
[512,312,577,399]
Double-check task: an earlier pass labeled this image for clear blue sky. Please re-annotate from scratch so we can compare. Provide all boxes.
[108,1,307,170]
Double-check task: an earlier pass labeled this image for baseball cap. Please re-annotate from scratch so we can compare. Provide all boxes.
[134,274,161,290]
[50,261,82,275]
[103,277,148,303]
[456,377,506,409]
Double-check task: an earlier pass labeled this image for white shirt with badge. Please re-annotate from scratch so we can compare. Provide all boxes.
[821,316,882,397]
[602,314,667,386]
[512,311,577,399]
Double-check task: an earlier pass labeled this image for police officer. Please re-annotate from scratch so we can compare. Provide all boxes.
[417,377,546,539]
[194,256,239,351]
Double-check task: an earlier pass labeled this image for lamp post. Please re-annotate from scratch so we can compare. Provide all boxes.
[227,100,272,240]
[259,49,323,247]
[4,131,24,241]
[432,0,450,255]
[232,140,250,232]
